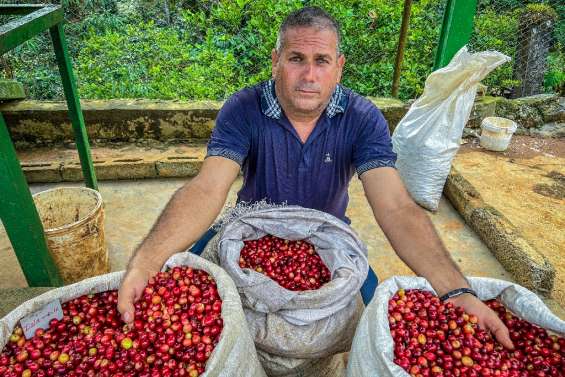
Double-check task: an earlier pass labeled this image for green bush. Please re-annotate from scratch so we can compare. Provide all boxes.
[3,0,127,99]
[470,8,521,94]
[77,22,241,99]
[3,0,563,101]
[470,1,564,96]
[545,49,565,95]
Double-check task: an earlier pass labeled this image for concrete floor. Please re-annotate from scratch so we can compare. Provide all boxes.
[455,138,565,305]
[0,176,514,283]
[1,176,563,318]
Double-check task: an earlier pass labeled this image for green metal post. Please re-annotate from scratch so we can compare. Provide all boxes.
[49,23,98,190]
[433,0,478,70]
[0,5,98,285]
[0,113,64,286]
[0,5,63,53]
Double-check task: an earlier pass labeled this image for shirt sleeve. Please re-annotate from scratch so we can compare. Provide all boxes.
[206,93,251,166]
[352,105,397,178]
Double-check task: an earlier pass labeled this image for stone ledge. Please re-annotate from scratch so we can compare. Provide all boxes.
[19,144,207,183]
[444,167,555,295]
[468,94,563,135]
[20,161,62,183]
[1,98,409,146]
[3,95,563,147]
[0,80,26,101]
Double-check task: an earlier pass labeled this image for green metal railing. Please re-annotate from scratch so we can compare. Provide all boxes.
[434,0,478,70]
[0,4,98,286]
[392,0,478,96]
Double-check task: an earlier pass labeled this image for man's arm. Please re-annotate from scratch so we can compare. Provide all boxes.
[360,167,513,349]
[117,156,240,322]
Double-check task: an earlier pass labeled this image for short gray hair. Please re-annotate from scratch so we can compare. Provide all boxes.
[275,7,341,56]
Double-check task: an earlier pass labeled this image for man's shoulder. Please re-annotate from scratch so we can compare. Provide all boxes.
[342,87,385,121]
[221,83,263,111]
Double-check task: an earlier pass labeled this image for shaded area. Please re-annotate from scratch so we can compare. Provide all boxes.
[533,171,565,200]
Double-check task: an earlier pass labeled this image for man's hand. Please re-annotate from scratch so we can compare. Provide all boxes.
[448,294,514,350]
[118,265,158,324]
[116,156,240,324]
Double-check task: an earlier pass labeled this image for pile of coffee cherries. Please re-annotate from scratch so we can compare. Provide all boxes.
[0,266,223,377]
[389,289,564,377]
[239,235,331,291]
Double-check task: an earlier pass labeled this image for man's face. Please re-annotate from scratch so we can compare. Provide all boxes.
[272,26,345,119]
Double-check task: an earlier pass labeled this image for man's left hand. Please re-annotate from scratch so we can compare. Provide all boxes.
[448,294,514,350]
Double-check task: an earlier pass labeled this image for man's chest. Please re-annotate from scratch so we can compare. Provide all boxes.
[248,120,355,175]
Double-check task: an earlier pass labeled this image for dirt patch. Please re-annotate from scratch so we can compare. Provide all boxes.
[452,141,565,305]
[533,171,565,200]
[460,135,564,159]
[442,220,465,231]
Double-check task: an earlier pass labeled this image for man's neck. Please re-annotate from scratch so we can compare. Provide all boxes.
[274,86,326,143]
[286,111,320,127]
[285,110,322,143]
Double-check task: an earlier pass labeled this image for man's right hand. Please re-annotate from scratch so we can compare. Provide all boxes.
[118,265,158,324]
[116,157,240,324]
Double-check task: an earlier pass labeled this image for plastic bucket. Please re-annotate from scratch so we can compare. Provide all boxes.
[32,187,109,284]
[479,117,518,152]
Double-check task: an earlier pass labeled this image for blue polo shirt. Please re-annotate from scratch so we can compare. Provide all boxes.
[206,80,396,223]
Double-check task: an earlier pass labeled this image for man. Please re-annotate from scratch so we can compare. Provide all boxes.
[118,7,513,349]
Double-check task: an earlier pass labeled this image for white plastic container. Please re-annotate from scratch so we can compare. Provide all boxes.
[479,116,518,151]
[33,187,109,284]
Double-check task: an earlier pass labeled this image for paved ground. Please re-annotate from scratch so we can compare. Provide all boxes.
[0,177,508,283]
[455,136,564,305]
[3,174,563,318]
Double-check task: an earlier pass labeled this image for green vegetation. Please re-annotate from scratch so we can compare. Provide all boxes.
[2,0,563,100]
[470,0,564,96]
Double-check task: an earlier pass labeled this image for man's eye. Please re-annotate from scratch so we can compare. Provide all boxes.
[290,56,302,62]
[317,58,329,64]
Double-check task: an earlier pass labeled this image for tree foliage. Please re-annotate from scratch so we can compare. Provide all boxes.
[2,0,563,100]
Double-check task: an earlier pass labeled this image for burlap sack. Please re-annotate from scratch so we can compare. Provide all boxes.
[0,253,266,377]
[347,276,565,377]
[258,350,347,377]
[203,206,369,376]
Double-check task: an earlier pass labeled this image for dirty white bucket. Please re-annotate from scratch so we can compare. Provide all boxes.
[479,117,518,152]
[32,187,109,284]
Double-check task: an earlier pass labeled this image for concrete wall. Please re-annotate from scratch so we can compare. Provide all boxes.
[0,98,408,148]
[1,94,562,148]
[1,100,222,147]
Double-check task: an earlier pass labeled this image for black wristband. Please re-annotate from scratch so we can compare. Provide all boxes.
[439,288,478,302]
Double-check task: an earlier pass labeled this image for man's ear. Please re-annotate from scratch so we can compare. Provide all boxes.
[271,49,279,79]
[336,54,346,83]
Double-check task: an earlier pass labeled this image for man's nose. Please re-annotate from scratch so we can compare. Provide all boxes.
[301,62,316,82]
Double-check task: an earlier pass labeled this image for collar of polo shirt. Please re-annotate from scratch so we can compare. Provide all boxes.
[260,79,347,120]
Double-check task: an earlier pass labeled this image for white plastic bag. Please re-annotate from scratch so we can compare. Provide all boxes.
[346,276,565,377]
[204,205,368,376]
[0,253,267,377]
[392,46,511,211]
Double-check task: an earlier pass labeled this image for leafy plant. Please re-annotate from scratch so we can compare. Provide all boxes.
[3,0,563,101]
